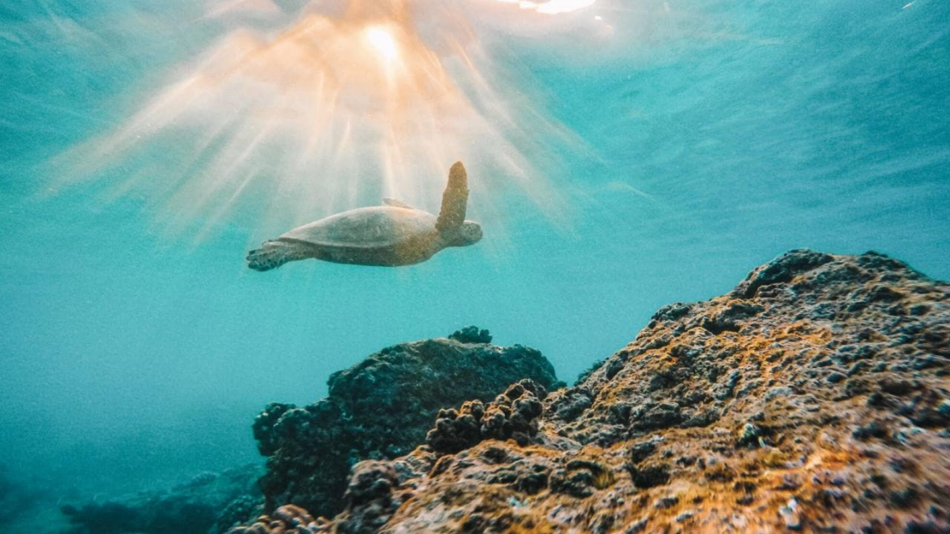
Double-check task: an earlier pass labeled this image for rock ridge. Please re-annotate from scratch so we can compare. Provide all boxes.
[232,250,950,533]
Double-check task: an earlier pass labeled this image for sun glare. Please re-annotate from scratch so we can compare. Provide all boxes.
[365,26,399,63]
[492,0,596,15]
[58,0,587,239]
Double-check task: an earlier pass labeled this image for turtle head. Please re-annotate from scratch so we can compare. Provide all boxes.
[442,220,482,247]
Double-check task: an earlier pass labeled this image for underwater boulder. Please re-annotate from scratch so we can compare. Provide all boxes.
[253,328,561,519]
[60,464,262,534]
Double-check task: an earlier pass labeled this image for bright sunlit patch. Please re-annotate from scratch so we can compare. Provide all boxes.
[55,0,585,241]
[535,0,596,15]
[365,26,398,62]
[492,0,596,15]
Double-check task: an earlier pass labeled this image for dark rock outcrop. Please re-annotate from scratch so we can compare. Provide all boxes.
[231,251,950,533]
[253,328,561,518]
[61,465,261,534]
[449,326,493,344]
[0,465,52,531]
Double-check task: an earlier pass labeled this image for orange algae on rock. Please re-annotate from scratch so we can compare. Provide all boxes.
[229,250,950,533]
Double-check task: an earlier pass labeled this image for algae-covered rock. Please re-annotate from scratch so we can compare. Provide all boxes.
[253,328,561,518]
[229,250,950,534]
[381,251,950,533]
[227,504,328,534]
[426,379,547,454]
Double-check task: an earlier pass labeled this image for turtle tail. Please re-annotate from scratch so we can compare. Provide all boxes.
[246,240,309,272]
[436,161,469,233]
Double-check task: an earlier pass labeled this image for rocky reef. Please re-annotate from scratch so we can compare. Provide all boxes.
[0,464,57,531]
[60,464,261,534]
[252,328,562,519]
[230,250,950,533]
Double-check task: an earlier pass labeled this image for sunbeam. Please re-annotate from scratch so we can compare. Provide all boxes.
[55,0,597,240]
[491,0,596,16]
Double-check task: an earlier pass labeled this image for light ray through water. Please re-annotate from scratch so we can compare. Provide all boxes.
[54,0,601,242]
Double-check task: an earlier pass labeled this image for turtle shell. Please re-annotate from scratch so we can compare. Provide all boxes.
[279,206,438,249]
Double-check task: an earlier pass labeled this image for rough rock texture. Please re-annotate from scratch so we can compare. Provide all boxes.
[231,250,950,533]
[253,330,561,518]
[61,464,262,534]
[227,504,328,534]
[426,380,547,454]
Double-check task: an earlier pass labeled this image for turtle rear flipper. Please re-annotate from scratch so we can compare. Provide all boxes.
[436,161,469,233]
[247,240,311,271]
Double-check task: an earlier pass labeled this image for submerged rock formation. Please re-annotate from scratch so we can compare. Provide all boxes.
[231,250,950,533]
[61,464,262,534]
[252,329,561,519]
[0,464,54,532]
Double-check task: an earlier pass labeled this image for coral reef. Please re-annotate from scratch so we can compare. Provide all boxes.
[229,250,950,533]
[60,464,261,534]
[253,329,561,518]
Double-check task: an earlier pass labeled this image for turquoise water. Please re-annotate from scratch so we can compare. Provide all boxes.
[2,0,949,511]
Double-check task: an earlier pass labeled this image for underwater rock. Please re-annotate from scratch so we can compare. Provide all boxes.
[332,461,403,534]
[426,379,547,454]
[229,251,950,533]
[448,325,493,344]
[215,495,264,534]
[0,465,55,531]
[61,464,262,534]
[227,504,329,534]
[254,328,560,518]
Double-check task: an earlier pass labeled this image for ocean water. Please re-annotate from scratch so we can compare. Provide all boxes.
[1,0,948,526]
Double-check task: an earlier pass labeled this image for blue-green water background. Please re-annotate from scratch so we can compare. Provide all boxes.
[1,0,948,504]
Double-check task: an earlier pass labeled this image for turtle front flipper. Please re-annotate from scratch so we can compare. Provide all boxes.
[436,161,469,232]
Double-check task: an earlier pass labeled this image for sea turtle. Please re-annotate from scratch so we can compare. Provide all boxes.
[246,162,482,271]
